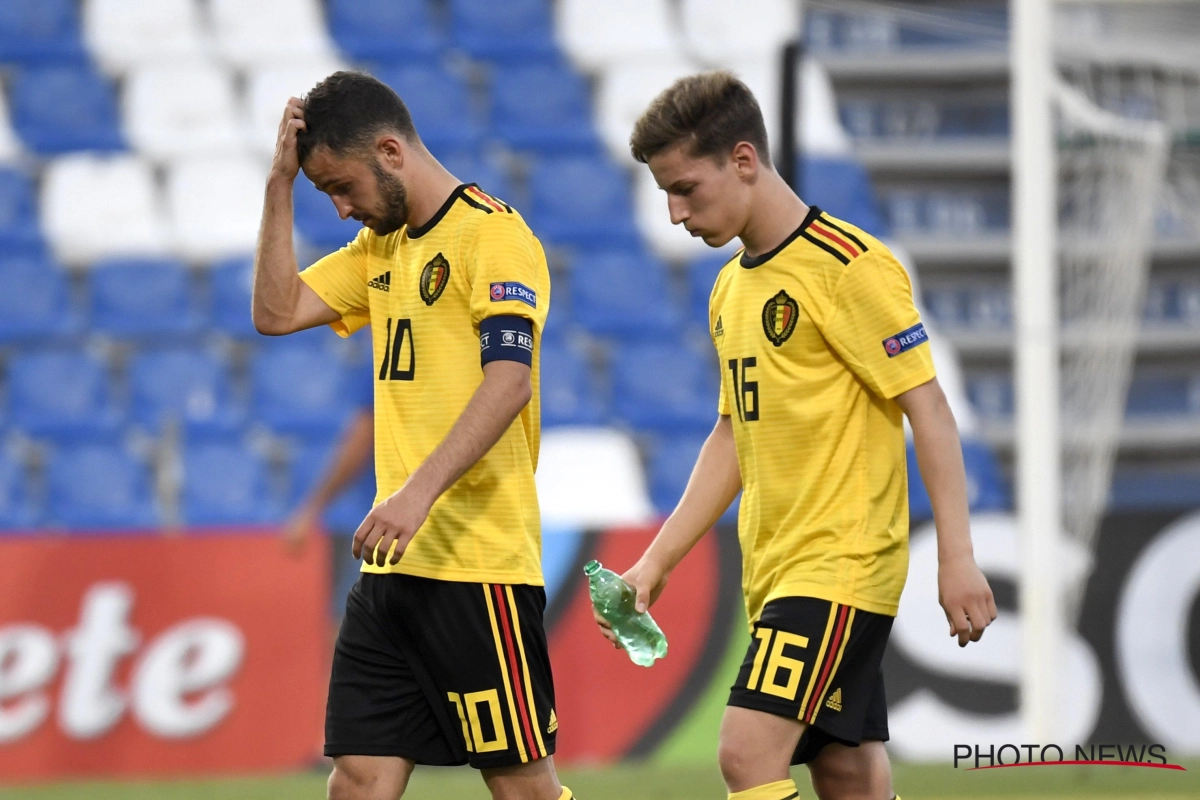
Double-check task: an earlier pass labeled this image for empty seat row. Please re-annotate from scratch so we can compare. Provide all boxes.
[2,345,365,442]
[39,155,265,264]
[966,371,1200,419]
[541,338,718,435]
[0,438,373,530]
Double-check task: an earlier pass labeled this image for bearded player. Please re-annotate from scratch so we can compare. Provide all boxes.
[253,72,571,800]
[595,72,997,800]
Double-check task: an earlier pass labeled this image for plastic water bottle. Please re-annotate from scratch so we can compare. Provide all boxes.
[584,560,668,667]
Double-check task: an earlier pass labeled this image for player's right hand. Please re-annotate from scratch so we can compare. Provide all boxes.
[282,502,320,556]
[593,556,670,648]
[270,98,306,182]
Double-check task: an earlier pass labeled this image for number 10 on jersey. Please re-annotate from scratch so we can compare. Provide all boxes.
[728,357,759,422]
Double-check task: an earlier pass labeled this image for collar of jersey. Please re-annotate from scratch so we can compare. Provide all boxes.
[407,183,473,239]
[739,205,822,269]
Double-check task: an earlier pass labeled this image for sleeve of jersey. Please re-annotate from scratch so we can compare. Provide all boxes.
[297,228,371,338]
[821,250,937,399]
[710,283,732,417]
[466,213,549,332]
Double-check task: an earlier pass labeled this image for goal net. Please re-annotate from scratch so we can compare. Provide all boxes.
[1053,1,1191,619]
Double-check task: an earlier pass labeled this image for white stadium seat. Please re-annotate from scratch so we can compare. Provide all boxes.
[536,428,653,529]
[0,84,22,163]
[680,0,801,65]
[245,61,346,157]
[210,0,334,68]
[167,155,267,261]
[83,0,208,74]
[634,168,725,262]
[557,0,682,74]
[596,57,702,165]
[42,154,169,265]
[124,63,244,159]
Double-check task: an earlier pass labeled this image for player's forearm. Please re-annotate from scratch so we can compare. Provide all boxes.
[252,174,304,335]
[644,416,741,573]
[401,361,532,510]
[900,380,975,564]
[305,413,375,510]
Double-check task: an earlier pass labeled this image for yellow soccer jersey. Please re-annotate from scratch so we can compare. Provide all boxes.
[710,206,936,622]
[299,184,550,585]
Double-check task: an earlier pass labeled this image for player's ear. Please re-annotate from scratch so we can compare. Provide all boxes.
[376,134,406,169]
[731,141,759,180]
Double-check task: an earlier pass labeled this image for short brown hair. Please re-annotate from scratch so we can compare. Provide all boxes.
[630,71,771,165]
[298,71,418,165]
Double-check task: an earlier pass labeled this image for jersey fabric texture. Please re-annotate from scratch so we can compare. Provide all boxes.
[325,573,557,768]
[728,595,891,764]
[709,206,936,622]
[300,184,551,586]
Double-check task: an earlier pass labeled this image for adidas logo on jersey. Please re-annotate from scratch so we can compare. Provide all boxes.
[368,271,391,292]
[547,709,558,734]
[825,688,842,712]
[714,316,724,337]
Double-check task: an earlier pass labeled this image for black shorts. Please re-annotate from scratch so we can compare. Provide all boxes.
[728,596,892,765]
[325,573,557,769]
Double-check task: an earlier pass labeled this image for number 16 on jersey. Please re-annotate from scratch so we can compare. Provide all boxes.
[728,357,759,422]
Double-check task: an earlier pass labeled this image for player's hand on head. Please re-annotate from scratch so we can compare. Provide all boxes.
[351,487,431,567]
[938,557,998,647]
[270,97,306,182]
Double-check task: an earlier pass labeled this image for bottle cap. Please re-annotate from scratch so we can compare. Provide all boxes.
[583,560,601,576]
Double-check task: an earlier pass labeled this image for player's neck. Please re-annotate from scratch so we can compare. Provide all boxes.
[738,172,810,259]
[404,156,467,232]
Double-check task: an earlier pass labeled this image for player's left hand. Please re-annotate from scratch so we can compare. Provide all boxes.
[352,484,432,566]
[938,556,997,647]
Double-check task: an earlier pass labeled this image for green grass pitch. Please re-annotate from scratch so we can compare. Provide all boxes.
[1,760,1196,800]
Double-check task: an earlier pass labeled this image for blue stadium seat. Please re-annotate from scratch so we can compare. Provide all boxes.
[294,174,363,251]
[440,154,514,203]
[570,250,682,339]
[799,158,889,238]
[0,170,43,252]
[540,341,607,426]
[252,346,355,436]
[966,374,1012,420]
[328,0,444,62]
[7,351,122,440]
[210,257,257,338]
[45,444,159,530]
[648,434,738,522]
[181,443,281,526]
[907,439,1009,520]
[450,0,557,62]
[0,0,85,65]
[0,452,39,529]
[688,254,733,328]
[923,287,968,328]
[1126,375,1194,417]
[0,255,82,344]
[528,157,639,248]
[129,349,243,436]
[10,66,123,154]
[490,66,598,154]
[374,66,482,153]
[88,259,205,339]
[288,440,376,532]
[1110,469,1200,511]
[612,341,718,434]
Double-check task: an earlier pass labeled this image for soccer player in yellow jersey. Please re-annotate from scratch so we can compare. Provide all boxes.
[252,73,572,800]
[595,73,997,800]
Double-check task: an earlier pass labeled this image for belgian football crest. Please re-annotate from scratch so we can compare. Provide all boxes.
[762,290,799,346]
[419,253,450,306]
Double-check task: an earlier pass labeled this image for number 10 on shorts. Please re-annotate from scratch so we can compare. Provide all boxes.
[447,689,508,753]
[747,628,809,701]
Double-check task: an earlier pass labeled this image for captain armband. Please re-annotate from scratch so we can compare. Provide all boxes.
[479,315,534,367]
